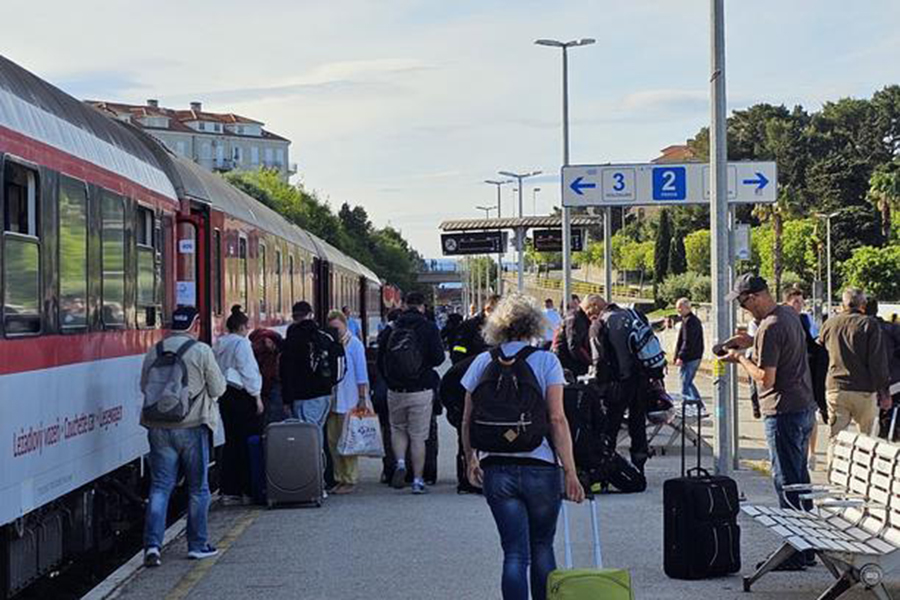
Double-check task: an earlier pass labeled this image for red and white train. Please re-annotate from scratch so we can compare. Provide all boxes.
[0,55,401,597]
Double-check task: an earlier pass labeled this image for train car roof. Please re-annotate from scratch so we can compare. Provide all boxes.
[307,232,381,283]
[159,152,321,255]
[0,55,177,202]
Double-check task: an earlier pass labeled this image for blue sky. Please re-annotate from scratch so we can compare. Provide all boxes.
[5,0,900,256]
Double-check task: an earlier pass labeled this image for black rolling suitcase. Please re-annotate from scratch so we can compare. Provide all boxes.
[663,400,741,579]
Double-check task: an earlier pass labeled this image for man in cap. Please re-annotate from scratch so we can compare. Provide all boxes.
[722,275,816,544]
[140,306,226,567]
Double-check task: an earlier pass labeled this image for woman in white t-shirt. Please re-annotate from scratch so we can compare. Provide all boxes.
[461,294,584,600]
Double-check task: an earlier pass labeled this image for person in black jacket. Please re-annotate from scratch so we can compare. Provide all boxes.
[450,295,500,365]
[554,294,602,378]
[674,298,705,408]
[865,298,900,440]
[377,292,445,494]
[280,301,339,434]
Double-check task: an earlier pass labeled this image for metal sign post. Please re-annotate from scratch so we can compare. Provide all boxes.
[710,0,732,476]
[604,207,613,301]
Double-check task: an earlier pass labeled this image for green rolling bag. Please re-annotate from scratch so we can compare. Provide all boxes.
[546,498,635,600]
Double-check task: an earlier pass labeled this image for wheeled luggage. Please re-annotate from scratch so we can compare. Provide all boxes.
[663,400,741,579]
[547,498,634,599]
[265,419,324,507]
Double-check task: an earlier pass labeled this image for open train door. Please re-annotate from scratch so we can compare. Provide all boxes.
[175,202,212,344]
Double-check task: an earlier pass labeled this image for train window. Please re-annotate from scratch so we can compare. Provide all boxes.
[59,177,88,330]
[288,254,295,307]
[275,249,283,314]
[212,229,222,315]
[3,161,42,335]
[136,207,155,309]
[101,192,125,327]
[258,242,267,318]
[238,236,248,308]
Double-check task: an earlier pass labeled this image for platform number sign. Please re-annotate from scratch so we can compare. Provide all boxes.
[652,166,686,201]
[602,168,635,202]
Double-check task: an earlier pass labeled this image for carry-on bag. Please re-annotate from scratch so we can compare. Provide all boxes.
[663,400,741,579]
[546,498,634,599]
[265,419,324,508]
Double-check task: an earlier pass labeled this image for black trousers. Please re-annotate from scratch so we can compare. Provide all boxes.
[219,387,261,497]
[602,376,648,468]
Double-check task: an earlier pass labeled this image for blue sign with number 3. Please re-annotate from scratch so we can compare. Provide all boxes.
[652,167,686,201]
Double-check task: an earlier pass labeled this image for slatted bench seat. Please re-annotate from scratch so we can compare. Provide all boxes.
[742,431,900,600]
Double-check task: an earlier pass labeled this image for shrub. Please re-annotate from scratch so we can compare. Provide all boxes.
[684,229,711,274]
[841,245,900,301]
[658,272,711,306]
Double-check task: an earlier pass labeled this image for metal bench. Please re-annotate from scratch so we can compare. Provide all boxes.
[742,431,900,599]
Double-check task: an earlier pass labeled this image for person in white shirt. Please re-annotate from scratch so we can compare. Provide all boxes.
[326,310,370,494]
[213,305,263,505]
[542,298,563,349]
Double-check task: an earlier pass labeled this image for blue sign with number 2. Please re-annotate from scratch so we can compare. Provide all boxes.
[652,167,686,201]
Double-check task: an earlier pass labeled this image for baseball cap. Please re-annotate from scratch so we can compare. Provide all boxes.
[172,306,199,330]
[725,273,769,302]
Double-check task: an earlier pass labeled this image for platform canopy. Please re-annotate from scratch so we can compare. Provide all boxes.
[439,215,602,231]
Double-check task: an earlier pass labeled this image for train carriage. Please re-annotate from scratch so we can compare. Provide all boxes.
[0,54,389,599]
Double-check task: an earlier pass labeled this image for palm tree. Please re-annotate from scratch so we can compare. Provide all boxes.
[868,161,900,241]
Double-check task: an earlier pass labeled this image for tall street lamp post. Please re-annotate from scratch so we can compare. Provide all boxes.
[499,169,542,291]
[816,211,840,317]
[535,37,595,305]
[484,179,513,295]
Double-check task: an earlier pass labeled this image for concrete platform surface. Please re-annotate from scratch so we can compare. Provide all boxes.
[105,372,897,600]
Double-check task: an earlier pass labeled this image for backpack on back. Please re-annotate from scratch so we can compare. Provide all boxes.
[384,324,424,388]
[626,308,666,376]
[142,339,198,423]
[308,329,344,389]
[470,346,548,453]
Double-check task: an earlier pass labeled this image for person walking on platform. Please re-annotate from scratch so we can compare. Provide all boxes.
[325,310,370,494]
[378,292,445,494]
[451,294,500,364]
[554,294,602,378]
[140,306,226,567]
[249,327,284,426]
[461,294,584,600]
[542,298,562,350]
[818,288,890,465]
[723,276,816,507]
[674,298,704,409]
[784,287,828,470]
[375,308,402,483]
[865,298,900,440]
[214,306,264,506]
[280,301,343,435]
[343,305,363,341]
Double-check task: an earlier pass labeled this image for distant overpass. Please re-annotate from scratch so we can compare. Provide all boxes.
[417,260,463,284]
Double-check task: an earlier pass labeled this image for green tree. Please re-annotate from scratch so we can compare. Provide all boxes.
[868,160,900,240]
[841,245,900,300]
[668,234,686,276]
[684,229,711,274]
[654,209,672,291]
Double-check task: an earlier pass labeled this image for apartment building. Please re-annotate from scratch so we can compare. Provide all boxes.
[88,99,295,180]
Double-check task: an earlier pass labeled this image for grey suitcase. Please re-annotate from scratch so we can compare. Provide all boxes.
[265,419,324,507]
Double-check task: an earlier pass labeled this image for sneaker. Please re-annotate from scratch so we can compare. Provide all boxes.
[391,466,407,489]
[187,545,219,560]
[411,481,428,495]
[144,547,161,568]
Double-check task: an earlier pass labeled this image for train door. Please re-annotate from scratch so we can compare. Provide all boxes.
[175,206,212,343]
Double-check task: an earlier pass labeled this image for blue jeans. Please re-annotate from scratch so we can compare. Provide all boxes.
[680,359,702,404]
[292,395,331,432]
[144,427,210,553]
[764,408,815,510]
[483,463,562,600]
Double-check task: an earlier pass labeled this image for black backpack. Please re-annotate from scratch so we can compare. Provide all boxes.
[470,346,548,453]
[308,329,344,389]
[384,324,424,388]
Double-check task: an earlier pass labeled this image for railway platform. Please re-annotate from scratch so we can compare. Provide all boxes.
[96,372,899,600]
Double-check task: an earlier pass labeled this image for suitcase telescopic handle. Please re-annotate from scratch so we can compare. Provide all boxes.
[681,398,703,478]
[560,497,603,570]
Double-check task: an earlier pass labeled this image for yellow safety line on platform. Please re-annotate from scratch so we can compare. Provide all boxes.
[164,509,262,600]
